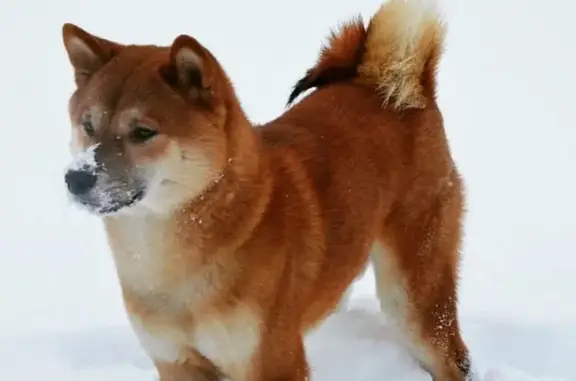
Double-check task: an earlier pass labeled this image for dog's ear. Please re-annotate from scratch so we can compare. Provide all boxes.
[160,35,222,105]
[62,23,124,87]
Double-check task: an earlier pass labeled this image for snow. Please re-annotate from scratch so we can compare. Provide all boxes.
[0,0,575,380]
[0,297,574,380]
[67,143,99,171]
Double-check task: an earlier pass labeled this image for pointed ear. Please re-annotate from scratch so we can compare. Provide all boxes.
[160,35,218,104]
[62,23,123,87]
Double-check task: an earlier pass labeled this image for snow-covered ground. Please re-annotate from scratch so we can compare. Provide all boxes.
[0,0,574,380]
[1,296,575,381]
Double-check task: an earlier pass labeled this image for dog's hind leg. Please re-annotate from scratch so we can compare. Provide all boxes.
[371,177,473,381]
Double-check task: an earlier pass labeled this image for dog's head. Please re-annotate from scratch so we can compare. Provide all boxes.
[61,24,238,216]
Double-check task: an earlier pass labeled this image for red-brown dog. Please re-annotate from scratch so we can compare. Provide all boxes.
[61,0,473,380]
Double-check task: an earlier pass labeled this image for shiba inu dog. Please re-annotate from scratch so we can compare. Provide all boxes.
[61,0,473,380]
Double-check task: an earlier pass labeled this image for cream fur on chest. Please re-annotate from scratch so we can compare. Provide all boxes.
[103,215,262,380]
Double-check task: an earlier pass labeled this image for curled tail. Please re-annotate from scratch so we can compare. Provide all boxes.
[287,0,446,110]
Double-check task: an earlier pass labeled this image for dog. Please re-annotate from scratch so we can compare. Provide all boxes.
[61,0,473,380]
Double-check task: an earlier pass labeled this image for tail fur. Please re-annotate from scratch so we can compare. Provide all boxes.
[287,17,367,106]
[287,0,446,110]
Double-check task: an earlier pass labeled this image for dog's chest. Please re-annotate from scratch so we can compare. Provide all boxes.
[106,217,174,292]
[104,216,212,307]
[105,217,260,378]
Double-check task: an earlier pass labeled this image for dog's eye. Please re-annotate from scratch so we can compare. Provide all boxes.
[130,126,158,143]
[82,120,95,137]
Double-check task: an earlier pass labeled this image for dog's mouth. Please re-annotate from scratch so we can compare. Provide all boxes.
[77,188,146,215]
[99,189,145,214]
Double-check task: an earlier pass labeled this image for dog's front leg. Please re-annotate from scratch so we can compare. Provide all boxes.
[155,352,222,381]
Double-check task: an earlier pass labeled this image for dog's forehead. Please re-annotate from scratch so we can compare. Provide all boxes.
[76,47,170,124]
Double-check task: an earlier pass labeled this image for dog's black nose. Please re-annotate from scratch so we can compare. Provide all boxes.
[65,169,97,195]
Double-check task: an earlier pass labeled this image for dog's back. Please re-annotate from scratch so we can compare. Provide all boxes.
[260,0,455,219]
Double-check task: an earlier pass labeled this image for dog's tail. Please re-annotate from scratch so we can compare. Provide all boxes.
[287,0,445,111]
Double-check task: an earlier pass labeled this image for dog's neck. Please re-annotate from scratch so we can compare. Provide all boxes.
[175,113,272,253]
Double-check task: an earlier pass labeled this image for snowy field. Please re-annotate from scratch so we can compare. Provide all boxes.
[0,0,575,380]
